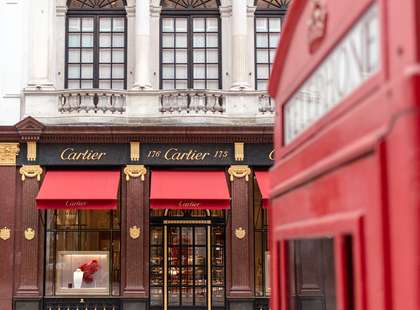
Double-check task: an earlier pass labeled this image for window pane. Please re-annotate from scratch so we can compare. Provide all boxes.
[256,34,269,48]
[162,49,174,63]
[193,65,205,79]
[113,18,125,32]
[206,33,218,48]
[176,65,187,79]
[81,65,93,79]
[194,80,205,89]
[99,80,111,89]
[68,65,80,78]
[257,50,269,63]
[207,18,218,32]
[256,18,268,32]
[175,33,187,48]
[193,18,205,32]
[100,49,112,63]
[82,34,94,47]
[270,49,276,63]
[257,64,269,79]
[112,49,125,63]
[100,18,112,32]
[207,64,218,79]
[175,18,187,32]
[68,34,80,47]
[112,80,124,90]
[162,18,174,32]
[162,34,174,48]
[269,33,279,48]
[194,50,205,63]
[193,34,205,48]
[176,80,188,89]
[67,80,80,89]
[162,65,175,79]
[68,18,80,32]
[100,34,112,47]
[112,34,125,48]
[68,49,80,63]
[162,80,174,89]
[207,80,219,90]
[81,49,93,63]
[112,64,125,79]
[207,49,218,63]
[82,18,94,32]
[100,64,111,78]
[175,49,187,63]
[257,80,268,90]
[269,18,281,32]
[81,80,93,88]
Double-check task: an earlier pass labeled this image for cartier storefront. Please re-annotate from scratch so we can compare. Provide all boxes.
[0,117,272,310]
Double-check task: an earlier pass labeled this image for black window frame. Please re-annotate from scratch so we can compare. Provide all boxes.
[65,8,128,90]
[160,8,222,90]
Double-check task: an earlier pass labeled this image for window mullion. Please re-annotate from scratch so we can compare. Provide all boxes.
[94,15,100,88]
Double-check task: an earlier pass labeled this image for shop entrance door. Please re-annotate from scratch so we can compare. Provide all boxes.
[164,221,211,310]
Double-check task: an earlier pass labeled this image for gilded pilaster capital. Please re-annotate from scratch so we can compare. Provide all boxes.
[228,165,251,182]
[19,165,43,181]
[124,165,147,181]
[0,143,20,166]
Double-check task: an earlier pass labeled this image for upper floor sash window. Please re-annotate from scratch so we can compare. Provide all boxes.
[65,0,127,90]
[160,0,221,90]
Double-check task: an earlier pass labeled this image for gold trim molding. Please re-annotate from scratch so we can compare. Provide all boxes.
[124,165,147,181]
[234,142,244,161]
[19,165,43,181]
[0,143,19,166]
[0,227,11,241]
[27,141,37,161]
[129,225,141,239]
[130,141,140,161]
[228,165,251,181]
[24,227,35,240]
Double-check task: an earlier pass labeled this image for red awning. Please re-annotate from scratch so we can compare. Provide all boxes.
[255,171,270,208]
[150,170,230,210]
[36,170,120,210]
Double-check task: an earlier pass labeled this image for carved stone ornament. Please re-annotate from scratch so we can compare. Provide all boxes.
[0,143,20,166]
[19,165,43,181]
[235,227,246,240]
[0,227,11,241]
[228,165,251,181]
[124,165,147,181]
[129,225,141,239]
[307,0,328,53]
[24,227,35,241]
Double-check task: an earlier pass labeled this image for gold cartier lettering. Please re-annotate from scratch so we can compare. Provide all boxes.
[164,148,211,161]
[269,150,274,160]
[60,148,107,161]
[178,201,201,208]
[65,200,87,207]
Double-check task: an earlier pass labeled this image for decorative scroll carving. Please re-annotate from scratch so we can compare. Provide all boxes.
[124,165,147,181]
[234,142,244,161]
[0,143,20,166]
[27,141,37,161]
[161,0,219,9]
[255,0,290,9]
[67,0,126,9]
[19,165,43,181]
[228,165,251,181]
[235,226,246,239]
[129,226,141,239]
[24,228,36,241]
[130,142,140,161]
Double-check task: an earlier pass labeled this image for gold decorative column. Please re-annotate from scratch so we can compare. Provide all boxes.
[124,164,147,181]
[0,143,20,166]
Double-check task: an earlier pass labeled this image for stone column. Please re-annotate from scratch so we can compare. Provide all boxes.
[231,0,250,90]
[133,0,152,90]
[150,5,162,89]
[27,0,55,89]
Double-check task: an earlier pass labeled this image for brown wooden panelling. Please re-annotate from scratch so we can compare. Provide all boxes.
[0,167,17,310]
[14,174,44,297]
[121,171,150,297]
[227,175,254,298]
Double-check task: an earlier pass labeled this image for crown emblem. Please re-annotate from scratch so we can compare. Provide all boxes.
[307,0,328,53]
[24,228,35,240]
[235,227,246,240]
[0,227,11,241]
[129,225,141,239]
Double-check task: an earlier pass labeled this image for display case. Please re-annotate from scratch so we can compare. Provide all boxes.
[55,251,110,295]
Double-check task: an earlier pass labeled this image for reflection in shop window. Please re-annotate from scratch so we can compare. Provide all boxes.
[45,209,121,296]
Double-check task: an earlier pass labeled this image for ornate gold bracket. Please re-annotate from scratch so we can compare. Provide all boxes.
[19,165,43,181]
[124,165,147,181]
[24,227,35,240]
[0,227,11,241]
[234,142,244,161]
[27,141,37,161]
[130,141,140,161]
[0,143,20,166]
[129,225,141,239]
[228,165,251,181]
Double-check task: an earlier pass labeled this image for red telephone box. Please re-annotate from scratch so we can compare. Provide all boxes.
[269,1,420,310]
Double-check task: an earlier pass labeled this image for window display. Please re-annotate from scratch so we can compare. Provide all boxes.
[55,251,110,295]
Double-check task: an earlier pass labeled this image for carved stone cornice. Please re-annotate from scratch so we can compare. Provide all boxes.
[228,165,251,181]
[0,143,20,166]
[124,165,147,181]
[15,116,44,141]
[19,165,43,181]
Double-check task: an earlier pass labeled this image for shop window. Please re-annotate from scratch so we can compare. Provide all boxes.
[287,238,337,310]
[254,177,270,298]
[65,1,127,89]
[45,209,121,296]
[160,1,221,90]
